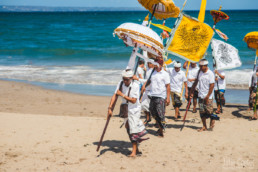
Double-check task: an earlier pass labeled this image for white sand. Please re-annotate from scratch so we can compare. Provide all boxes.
[0,112,257,172]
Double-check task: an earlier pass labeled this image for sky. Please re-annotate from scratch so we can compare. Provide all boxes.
[0,0,258,10]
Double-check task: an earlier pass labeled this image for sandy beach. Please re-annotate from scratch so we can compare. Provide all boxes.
[0,80,257,171]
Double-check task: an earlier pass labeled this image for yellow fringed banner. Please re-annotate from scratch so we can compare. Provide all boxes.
[166,15,214,62]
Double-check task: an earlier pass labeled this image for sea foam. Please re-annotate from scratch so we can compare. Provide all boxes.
[0,65,253,89]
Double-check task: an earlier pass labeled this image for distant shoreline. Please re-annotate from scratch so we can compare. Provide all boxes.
[1,5,258,12]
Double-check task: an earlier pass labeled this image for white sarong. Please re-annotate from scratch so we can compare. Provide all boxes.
[128,108,145,134]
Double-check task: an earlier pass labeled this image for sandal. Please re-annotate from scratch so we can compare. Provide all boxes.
[192,109,197,113]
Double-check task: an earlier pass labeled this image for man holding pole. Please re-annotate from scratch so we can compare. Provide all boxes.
[183,61,199,113]
[190,59,219,132]
[214,68,226,114]
[167,61,188,119]
[147,58,170,137]
[107,69,148,157]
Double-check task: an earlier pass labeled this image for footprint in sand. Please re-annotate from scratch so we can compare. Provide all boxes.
[5,151,20,158]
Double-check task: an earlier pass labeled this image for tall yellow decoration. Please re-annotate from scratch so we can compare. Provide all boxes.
[198,0,206,23]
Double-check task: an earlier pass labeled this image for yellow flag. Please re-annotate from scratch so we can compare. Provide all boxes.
[166,15,214,62]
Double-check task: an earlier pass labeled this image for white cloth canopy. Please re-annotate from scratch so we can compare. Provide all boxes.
[114,22,164,56]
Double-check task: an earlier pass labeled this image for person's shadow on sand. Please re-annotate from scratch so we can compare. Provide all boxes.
[146,122,200,136]
[225,104,250,120]
[93,140,131,157]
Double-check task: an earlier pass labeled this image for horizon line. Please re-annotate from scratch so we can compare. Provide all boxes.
[0,5,258,11]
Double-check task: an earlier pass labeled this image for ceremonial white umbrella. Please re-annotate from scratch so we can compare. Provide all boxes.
[114,22,163,69]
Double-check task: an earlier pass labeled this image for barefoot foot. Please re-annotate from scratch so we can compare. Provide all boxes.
[197,127,207,132]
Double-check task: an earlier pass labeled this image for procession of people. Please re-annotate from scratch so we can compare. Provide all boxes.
[106,55,248,157]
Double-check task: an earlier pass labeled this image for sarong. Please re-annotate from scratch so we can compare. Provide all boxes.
[171,92,182,108]
[249,87,258,108]
[128,108,145,134]
[149,96,166,129]
[214,89,226,106]
[198,98,214,118]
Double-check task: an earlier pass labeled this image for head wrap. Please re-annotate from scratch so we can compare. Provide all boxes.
[148,59,155,63]
[155,58,164,66]
[122,69,133,78]
[174,62,181,68]
[199,59,208,66]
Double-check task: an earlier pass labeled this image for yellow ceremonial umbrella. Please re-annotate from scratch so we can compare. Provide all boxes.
[244,32,258,51]
[138,0,180,20]
[244,31,258,77]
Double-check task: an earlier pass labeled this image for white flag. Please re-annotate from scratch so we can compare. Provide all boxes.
[211,39,242,70]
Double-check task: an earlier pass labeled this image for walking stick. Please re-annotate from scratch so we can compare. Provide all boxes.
[180,69,201,131]
[180,98,192,131]
[96,94,119,152]
[96,115,111,152]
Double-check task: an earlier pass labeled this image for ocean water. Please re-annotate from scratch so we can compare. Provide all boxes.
[0,11,257,103]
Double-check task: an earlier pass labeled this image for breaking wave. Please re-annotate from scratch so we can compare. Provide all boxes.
[0,65,253,89]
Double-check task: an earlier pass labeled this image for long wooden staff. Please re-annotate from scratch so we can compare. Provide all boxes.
[180,69,201,131]
[96,115,111,152]
[96,95,118,152]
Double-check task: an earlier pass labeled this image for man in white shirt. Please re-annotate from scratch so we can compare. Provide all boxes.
[107,69,148,157]
[214,68,226,114]
[190,59,218,132]
[183,61,199,113]
[144,58,170,137]
[136,59,146,80]
[167,61,188,119]
[133,60,155,125]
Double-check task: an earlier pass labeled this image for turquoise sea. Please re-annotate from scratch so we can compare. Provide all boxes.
[0,11,258,103]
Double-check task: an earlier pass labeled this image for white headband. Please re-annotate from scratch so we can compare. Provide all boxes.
[199,59,208,65]
[122,70,133,78]
[174,62,181,68]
